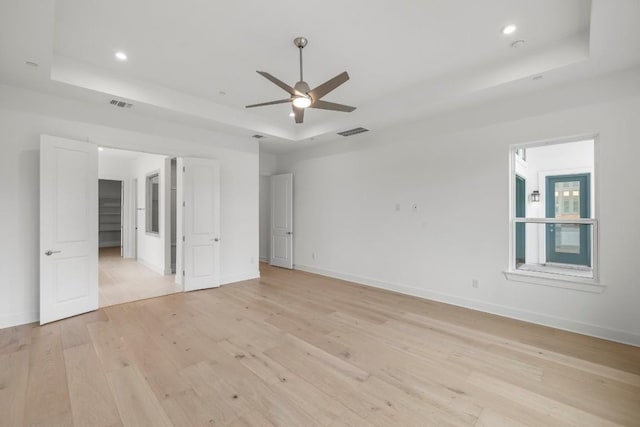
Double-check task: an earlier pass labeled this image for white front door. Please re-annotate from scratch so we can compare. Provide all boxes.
[40,135,98,324]
[270,173,293,269]
[179,157,221,291]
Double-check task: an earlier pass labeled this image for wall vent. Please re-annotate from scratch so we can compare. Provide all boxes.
[337,127,369,137]
[109,99,133,108]
[252,134,265,139]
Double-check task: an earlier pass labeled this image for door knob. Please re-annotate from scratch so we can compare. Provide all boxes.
[214,238,220,242]
[44,250,61,256]
[287,231,293,235]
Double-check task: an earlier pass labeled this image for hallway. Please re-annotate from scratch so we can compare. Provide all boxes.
[99,247,182,307]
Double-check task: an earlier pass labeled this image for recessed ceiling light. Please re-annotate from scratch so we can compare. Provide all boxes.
[98,147,104,151]
[502,24,517,35]
[289,112,295,117]
[115,51,127,61]
[25,61,39,67]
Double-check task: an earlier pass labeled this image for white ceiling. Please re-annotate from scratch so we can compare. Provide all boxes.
[1,0,639,154]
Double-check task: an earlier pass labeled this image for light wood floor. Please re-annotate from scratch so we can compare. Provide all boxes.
[99,247,182,308]
[2,264,639,426]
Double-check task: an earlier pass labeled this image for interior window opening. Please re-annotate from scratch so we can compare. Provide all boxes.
[510,138,597,282]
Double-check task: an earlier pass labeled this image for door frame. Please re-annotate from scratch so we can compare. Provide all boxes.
[545,173,591,267]
[42,140,229,322]
[98,175,130,257]
[515,175,526,265]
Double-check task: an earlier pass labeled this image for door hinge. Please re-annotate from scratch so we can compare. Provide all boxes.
[182,236,185,242]
[182,201,185,207]
[183,166,186,172]
[182,270,185,276]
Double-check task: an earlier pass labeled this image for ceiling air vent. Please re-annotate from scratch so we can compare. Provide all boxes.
[337,127,369,137]
[252,134,265,139]
[109,99,133,108]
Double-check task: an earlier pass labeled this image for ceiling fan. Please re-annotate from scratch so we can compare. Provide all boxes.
[246,37,356,124]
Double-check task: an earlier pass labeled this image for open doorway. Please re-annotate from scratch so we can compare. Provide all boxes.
[39,135,222,324]
[98,147,181,307]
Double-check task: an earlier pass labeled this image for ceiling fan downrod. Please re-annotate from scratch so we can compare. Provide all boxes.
[294,37,308,82]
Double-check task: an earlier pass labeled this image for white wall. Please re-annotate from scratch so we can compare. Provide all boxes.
[279,68,640,346]
[99,153,135,179]
[0,85,260,329]
[260,151,278,175]
[132,153,170,274]
[259,150,278,262]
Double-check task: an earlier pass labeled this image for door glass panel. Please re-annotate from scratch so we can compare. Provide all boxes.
[554,181,580,219]
[554,224,580,254]
[552,180,581,255]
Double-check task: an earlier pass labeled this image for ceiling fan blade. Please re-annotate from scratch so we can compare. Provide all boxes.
[308,71,350,101]
[257,71,304,96]
[310,100,356,112]
[245,98,292,108]
[293,106,304,124]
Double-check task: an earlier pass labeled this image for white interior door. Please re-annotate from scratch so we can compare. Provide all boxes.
[179,157,221,291]
[40,135,98,324]
[270,173,293,269]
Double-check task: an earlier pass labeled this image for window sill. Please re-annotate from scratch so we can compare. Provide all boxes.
[504,270,605,293]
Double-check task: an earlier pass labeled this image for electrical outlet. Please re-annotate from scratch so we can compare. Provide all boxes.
[472,279,479,288]
[412,203,418,212]
[311,252,316,260]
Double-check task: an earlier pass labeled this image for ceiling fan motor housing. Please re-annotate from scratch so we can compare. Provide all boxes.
[294,37,308,48]
[294,81,311,95]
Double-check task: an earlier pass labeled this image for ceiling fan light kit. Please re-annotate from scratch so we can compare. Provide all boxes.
[246,37,356,124]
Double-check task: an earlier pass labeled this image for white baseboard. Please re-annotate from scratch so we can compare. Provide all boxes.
[259,256,268,263]
[294,263,640,347]
[0,311,38,329]
[221,270,260,286]
[137,258,166,275]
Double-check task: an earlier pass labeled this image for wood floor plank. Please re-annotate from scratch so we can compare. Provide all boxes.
[466,371,620,426]
[64,343,122,427]
[227,410,277,427]
[219,339,350,425]
[23,331,74,426]
[87,319,133,373]
[0,323,32,356]
[474,408,529,427]
[5,263,640,426]
[0,349,30,426]
[106,365,173,427]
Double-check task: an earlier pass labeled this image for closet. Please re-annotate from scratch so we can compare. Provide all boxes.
[98,179,122,248]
